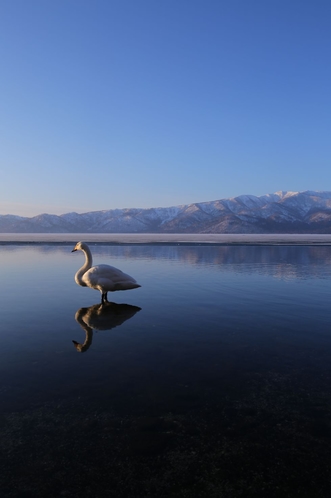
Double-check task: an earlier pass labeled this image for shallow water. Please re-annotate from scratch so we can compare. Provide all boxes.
[1,244,331,497]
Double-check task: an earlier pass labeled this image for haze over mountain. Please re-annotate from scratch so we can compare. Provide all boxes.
[1,191,331,234]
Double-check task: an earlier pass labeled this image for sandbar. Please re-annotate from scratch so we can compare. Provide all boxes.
[0,233,331,245]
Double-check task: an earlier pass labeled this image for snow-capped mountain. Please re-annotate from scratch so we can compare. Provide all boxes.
[2,191,331,233]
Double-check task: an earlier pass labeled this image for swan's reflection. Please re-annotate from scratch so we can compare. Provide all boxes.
[73,302,141,352]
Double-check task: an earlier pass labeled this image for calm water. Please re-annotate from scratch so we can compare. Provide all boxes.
[1,244,331,497]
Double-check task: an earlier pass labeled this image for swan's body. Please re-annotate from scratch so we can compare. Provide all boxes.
[72,241,141,303]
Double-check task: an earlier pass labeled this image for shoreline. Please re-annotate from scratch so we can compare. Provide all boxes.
[0,233,331,245]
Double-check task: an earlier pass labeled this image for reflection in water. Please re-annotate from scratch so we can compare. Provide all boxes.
[1,244,331,281]
[80,245,331,280]
[72,302,141,352]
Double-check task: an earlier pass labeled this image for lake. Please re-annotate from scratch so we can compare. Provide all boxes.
[1,243,331,497]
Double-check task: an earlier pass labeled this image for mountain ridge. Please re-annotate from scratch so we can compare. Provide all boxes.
[2,190,331,233]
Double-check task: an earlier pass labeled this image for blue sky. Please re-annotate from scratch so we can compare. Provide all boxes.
[0,0,330,216]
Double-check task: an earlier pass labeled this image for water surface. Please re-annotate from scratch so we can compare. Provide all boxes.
[1,244,331,497]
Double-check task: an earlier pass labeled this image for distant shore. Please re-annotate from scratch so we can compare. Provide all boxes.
[0,233,331,245]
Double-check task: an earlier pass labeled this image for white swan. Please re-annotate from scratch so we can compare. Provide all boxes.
[72,241,141,303]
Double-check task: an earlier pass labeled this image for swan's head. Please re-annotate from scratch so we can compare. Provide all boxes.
[72,241,88,252]
[72,340,84,352]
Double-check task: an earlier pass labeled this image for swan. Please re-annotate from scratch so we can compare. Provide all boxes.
[72,241,141,303]
[73,302,141,352]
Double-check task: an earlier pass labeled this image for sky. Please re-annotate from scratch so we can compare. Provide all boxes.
[0,0,330,217]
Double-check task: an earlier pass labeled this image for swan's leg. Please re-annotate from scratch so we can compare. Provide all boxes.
[101,292,108,304]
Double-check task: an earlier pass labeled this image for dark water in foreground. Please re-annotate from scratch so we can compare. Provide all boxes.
[1,244,331,497]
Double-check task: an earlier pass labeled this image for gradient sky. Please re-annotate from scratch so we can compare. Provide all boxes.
[0,0,330,216]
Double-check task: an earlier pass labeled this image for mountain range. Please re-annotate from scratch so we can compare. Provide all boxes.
[2,191,331,234]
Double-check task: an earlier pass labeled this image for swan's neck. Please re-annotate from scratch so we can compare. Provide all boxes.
[75,246,93,285]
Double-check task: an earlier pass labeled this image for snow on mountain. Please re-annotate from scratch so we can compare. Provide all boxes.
[1,190,331,233]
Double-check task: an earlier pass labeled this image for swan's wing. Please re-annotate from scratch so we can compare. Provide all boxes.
[83,264,140,291]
